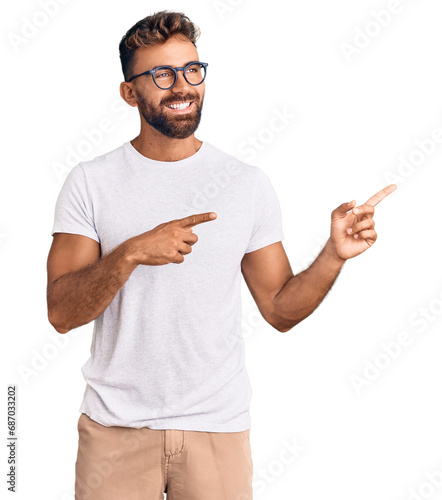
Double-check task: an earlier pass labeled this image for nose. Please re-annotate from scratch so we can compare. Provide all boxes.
[171,69,191,92]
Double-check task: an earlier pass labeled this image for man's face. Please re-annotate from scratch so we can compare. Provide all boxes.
[129,35,205,139]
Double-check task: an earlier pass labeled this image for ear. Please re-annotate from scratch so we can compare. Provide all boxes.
[119,81,139,108]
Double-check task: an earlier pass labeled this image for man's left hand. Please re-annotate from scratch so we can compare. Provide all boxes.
[329,184,397,261]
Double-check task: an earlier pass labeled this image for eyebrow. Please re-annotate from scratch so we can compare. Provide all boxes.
[155,60,199,68]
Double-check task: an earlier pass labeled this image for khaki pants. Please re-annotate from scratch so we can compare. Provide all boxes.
[75,413,253,500]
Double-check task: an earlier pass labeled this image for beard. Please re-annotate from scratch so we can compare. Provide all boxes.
[136,92,204,139]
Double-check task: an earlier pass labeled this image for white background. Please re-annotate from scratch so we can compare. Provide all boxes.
[2,0,442,498]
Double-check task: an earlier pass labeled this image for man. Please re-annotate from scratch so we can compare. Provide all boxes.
[46,10,396,500]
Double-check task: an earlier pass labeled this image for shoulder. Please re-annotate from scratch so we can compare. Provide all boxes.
[79,143,126,176]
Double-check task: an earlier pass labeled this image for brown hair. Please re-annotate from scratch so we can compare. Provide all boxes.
[119,10,201,82]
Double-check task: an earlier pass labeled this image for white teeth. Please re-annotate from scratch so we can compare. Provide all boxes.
[166,102,191,110]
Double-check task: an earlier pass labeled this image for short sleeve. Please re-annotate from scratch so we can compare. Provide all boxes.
[245,168,284,254]
[51,164,100,244]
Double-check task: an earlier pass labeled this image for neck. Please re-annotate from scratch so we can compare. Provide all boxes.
[130,128,202,162]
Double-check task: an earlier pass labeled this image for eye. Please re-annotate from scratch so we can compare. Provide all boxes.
[186,64,201,74]
[155,68,173,79]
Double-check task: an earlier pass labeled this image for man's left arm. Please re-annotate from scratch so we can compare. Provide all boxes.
[241,238,344,333]
[241,184,397,333]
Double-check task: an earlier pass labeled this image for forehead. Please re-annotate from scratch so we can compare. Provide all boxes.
[133,35,199,71]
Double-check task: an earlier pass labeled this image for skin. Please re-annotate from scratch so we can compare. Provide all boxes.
[246,184,397,332]
[46,33,397,334]
[119,34,206,161]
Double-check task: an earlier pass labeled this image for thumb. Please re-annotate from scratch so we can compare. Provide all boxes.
[332,200,356,219]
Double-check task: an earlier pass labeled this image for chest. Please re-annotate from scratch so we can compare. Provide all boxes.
[93,169,254,270]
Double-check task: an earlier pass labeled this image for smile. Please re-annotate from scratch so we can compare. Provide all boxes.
[165,101,193,111]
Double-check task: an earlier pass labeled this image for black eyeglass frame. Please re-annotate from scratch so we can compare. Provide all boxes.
[127,61,209,89]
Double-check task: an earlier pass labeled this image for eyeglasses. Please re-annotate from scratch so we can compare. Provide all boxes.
[128,61,208,89]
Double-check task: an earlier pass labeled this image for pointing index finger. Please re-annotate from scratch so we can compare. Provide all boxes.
[364,184,397,206]
[178,212,217,228]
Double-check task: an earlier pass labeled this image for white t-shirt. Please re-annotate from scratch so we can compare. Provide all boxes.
[51,140,285,432]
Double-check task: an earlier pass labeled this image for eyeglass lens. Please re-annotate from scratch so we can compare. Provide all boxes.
[154,63,206,89]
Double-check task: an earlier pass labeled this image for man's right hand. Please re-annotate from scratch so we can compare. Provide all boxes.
[127,212,218,266]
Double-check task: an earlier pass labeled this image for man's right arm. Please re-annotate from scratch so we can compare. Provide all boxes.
[47,233,138,334]
[47,211,216,334]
